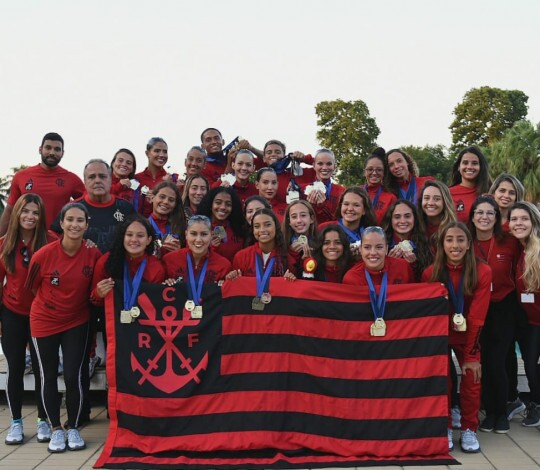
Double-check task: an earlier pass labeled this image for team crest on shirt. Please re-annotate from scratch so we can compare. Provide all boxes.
[25,179,33,190]
[56,178,65,187]
[50,270,60,286]
[114,210,124,222]
[82,265,94,278]
[456,200,465,212]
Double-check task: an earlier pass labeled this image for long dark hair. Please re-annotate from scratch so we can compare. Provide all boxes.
[151,181,186,245]
[384,148,419,197]
[111,148,137,179]
[334,186,377,228]
[468,195,504,242]
[451,146,492,195]
[105,213,156,278]
[311,225,353,282]
[197,186,245,238]
[251,208,289,275]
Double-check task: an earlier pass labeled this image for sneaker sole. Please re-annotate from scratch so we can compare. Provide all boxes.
[47,446,66,453]
[4,438,24,445]
[494,428,510,434]
[522,420,540,427]
[508,405,526,420]
[478,427,493,433]
[37,436,51,443]
[461,445,481,453]
[68,443,87,451]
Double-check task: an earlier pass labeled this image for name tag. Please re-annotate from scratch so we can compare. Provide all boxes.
[521,293,535,304]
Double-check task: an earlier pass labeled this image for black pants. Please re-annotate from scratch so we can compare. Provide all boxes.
[506,304,528,401]
[521,323,540,404]
[32,322,90,428]
[481,293,517,417]
[0,306,47,421]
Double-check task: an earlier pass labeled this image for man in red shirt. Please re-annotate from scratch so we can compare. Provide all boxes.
[0,132,84,235]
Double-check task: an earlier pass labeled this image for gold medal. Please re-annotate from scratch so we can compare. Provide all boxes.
[452,313,467,332]
[252,297,265,311]
[185,300,195,312]
[261,292,272,304]
[130,306,140,318]
[191,305,203,319]
[120,310,132,324]
[370,318,386,337]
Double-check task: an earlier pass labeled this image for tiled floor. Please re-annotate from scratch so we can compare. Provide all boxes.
[0,393,538,470]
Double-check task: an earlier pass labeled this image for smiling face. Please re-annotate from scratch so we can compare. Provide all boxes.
[391,203,415,238]
[201,129,224,154]
[314,152,335,181]
[256,171,278,201]
[186,221,212,258]
[321,230,344,266]
[509,208,532,242]
[232,152,255,183]
[188,177,208,207]
[19,202,40,232]
[443,227,470,265]
[152,186,177,217]
[245,200,266,225]
[288,203,313,236]
[387,151,409,181]
[263,143,285,165]
[340,192,364,227]
[252,213,276,251]
[364,157,385,186]
[459,152,480,186]
[185,149,206,176]
[472,202,497,235]
[493,181,517,210]
[124,221,152,258]
[60,208,88,241]
[422,186,444,220]
[211,192,232,222]
[360,231,387,271]
[112,152,135,179]
[146,142,168,169]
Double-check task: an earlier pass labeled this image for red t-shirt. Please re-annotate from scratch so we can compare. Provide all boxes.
[90,252,165,305]
[162,247,231,283]
[232,244,294,277]
[364,184,397,224]
[201,161,227,186]
[26,240,101,337]
[515,251,540,326]
[342,256,415,286]
[397,175,434,204]
[7,164,85,229]
[449,184,479,224]
[111,174,141,208]
[211,221,244,262]
[297,172,345,224]
[134,167,170,217]
[422,261,492,361]
[473,234,519,302]
[269,199,287,224]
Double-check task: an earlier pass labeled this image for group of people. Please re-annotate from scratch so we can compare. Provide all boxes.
[0,130,539,457]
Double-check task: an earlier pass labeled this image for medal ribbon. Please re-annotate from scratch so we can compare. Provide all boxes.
[149,215,171,240]
[255,254,275,297]
[270,155,292,174]
[186,254,208,306]
[320,179,332,198]
[338,218,363,243]
[123,258,147,310]
[365,271,388,320]
[399,177,417,204]
[364,184,383,209]
[446,270,465,314]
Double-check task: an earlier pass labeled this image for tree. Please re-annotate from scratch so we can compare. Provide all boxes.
[487,120,540,203]
[315,99,380,186]
[0,165,28,217]
[450,86,528,151]
[400,145,454,185]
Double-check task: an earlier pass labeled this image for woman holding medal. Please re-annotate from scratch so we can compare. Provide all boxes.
[362,148,397,224]
[509,202,540,427]
[382,200,432,281]
[26,203,102,453]
[197,187,245,262]
[422,222,492,453]
[227,208,296,308]
[148,181,185,255]
[110,148,140,210]
[468,196,520,433]
[182,174,209,219]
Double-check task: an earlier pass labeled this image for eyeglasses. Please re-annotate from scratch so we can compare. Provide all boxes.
[20,246,30,266]
[364,167,384,174]
[474,210,496,218]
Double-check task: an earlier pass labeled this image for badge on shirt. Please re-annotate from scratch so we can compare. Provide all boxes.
[50,276,60,286]
[521,293,535,304]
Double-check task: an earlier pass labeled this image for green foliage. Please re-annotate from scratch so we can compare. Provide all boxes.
[400,145,454,185]
[487,121,540,203]
[450,86,528,151]
[0,165,28,216]
[315,99,380,186]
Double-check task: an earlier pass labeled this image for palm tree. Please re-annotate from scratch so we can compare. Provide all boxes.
[488,121,540,203]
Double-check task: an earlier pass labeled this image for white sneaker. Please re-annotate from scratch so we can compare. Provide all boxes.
[460,428,480,453]
[447,428,453,451]
[5,419,23,445]
[451,406,461,429]
[48,429,66,453]
[67,428,86,451]
[37,420,52,442]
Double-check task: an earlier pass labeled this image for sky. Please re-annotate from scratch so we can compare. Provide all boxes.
[1,0,539,179]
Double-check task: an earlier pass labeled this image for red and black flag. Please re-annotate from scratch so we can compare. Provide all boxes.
[95,279,454,469]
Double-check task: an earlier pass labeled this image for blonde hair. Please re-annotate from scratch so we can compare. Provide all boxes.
[510,202,540,292]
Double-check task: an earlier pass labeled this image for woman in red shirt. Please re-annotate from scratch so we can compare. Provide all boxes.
[26,203,102,453]
[181,174,209,219]
[422,222,492,453]
[0,194,55,445]
[110,148,140,210]
[468,196,520,433]
[362,148,397,224]
[255,167,287,223]
[509,201,540,428]
[488,173,525,231]
[449,146,492,223]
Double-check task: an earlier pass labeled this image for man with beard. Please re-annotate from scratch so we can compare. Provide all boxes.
[0,132,85,235]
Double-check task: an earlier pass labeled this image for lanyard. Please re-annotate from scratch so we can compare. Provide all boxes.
[446,271,465,314]
[399,177,417,205]
[365,271,388,320]
[255,254,275,297]
[149,215,171,239]
[475,237,494,263]
[123,258,147,310]
[338,219,363,243]
[364,185,383,209]
[320,179,332,198]
[186,254,208,306]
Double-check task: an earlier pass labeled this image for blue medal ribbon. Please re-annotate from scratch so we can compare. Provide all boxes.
[148,215,171,240]
[132,187,140,212]
[186,254,208,306]
[255,254,275,297]
[270,155,292,174]
[123,258,147,310]
[446,271,465,314]
[320,179,332,198]
[365,270,388,320]
[338,218,363,243]
[399,177,417,205]
[369,185,383,209]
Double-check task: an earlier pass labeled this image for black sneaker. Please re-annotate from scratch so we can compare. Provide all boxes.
[494,415,510,434]
[479,415,495,433]
[507,398,526,420]
[522,402,540,427]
